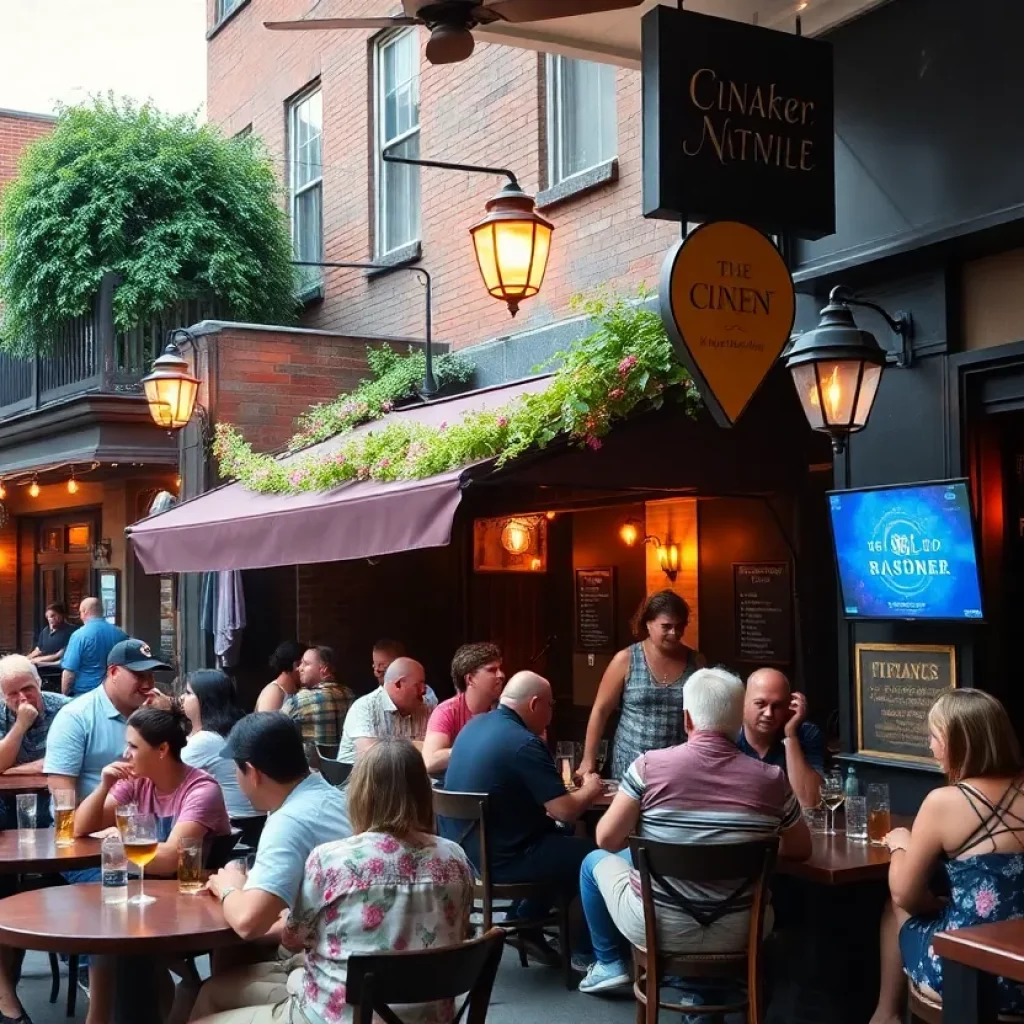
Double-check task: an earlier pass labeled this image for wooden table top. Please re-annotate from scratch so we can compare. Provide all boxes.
[0,829,101,874]
[0,880,242,955]
[0,773,50,794]
[933,921,1024,985]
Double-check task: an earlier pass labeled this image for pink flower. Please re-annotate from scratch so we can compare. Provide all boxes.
[975,887,998,918]
[378,458,391,470]
[394,934,409,951]
[334,453,346,465]
[375,834,400,854]
[366,856,386,879]
[586,436,603,450]
[327,935,341,958]
[362,903,386,931]
[609,388,625,400]
[382,400,395,412]
[289,470,307,486]
[438,420,448,431]
[325,985,347,1021]
[397,853,417,879]
[426,857,447,884]
[618,355,638,376]
[497,416,509,428]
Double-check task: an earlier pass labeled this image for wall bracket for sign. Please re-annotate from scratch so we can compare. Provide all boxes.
[660,221,796,428]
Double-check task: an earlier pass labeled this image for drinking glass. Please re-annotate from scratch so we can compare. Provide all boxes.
[802,805,827,834]
[177,838,203,895]
[595,740,609,774]
[16,794,37,833]
[115,803,137,840]
[124,812,159,906]
[867,783,891,846]
[53,790,76,848]
[821,770,845,836]
[846,796,869,843]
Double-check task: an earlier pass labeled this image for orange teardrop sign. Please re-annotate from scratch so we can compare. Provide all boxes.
[660,221,795,427]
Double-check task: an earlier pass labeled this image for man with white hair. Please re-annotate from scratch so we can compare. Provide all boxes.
[0,654,69,776]
[336,656,431,764]
[576,667,812,995]
[443,670,603,967]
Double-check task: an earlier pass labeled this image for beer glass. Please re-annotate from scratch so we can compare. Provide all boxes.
[867,783,891,846]
[177,838,203,895]
[16,794,37,833]
[115,803,137,840]
[123,812,159,905]
[53,790,75,847]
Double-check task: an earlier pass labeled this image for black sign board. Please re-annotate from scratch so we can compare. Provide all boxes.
[575,567,616,653]
[855,644,956,765]
[642,6,835,239]
[734,562,792,664]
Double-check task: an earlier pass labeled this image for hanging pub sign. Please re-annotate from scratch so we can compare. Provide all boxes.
[660,221,795,427]
[642,5,835,239]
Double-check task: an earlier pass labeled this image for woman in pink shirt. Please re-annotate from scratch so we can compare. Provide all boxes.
[422,643,505,776]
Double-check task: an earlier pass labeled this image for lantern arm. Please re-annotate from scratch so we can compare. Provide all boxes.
[828,286,913,367]
[149,394,212,452]
[382,152,520,190]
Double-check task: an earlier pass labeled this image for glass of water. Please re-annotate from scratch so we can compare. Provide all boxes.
[15,794,36,834]
[802,805,827,834]
[846,796,869,843]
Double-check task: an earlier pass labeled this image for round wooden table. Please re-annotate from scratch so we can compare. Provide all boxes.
[0,829,101,874]
[0,772,50,795]
[0,880,239,954]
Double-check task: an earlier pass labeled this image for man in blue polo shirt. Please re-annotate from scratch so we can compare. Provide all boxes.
[443,670,603,966]
[737,667,824,808]
[60,597,127,697]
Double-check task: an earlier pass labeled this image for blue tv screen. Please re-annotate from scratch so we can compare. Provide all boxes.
[827,480,984,621]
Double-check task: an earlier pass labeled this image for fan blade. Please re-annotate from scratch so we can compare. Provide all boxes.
[264,16,418,32]
[481,0,645,23]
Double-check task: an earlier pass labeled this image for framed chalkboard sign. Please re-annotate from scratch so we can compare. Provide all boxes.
[855,644,956,765]
[575,568,616,653]
[733,562,792,664]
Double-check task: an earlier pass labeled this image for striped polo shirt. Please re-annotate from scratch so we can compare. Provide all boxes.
[621,730,801,917]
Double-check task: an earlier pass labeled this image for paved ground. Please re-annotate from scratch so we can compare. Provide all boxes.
[17,947,639,1024]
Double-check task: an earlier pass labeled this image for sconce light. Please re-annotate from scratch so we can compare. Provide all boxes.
[545,511,556,521]
[500,517,534,555]
[657,542,681,583]
[619,518,642,547]
[617,519,681,582]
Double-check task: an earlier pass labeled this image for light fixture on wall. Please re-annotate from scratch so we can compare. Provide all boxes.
[656,542,681,583]
[0,480,6,500]
[143,328,202,432]
[619,518,642,547]
[617,519,681,582]
[28,478,40,498]
[67,472,79,495]
[500,517,534,556]
[784,286,912,454]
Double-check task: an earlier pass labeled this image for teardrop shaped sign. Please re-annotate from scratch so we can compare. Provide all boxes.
[660,221,795,427]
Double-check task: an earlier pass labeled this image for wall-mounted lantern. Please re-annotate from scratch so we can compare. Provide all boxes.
[143,329,201,432]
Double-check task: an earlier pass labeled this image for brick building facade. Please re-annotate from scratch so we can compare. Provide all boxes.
[0,108,55,190]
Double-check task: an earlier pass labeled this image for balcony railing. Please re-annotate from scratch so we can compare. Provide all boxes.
[0,275,216,421]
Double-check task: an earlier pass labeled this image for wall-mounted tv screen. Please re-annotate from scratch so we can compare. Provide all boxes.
[827,480,984,621]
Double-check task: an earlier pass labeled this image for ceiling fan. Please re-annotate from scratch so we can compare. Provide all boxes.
[265,0,646,65]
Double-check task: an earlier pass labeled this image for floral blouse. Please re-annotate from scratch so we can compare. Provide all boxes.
[285,831,475,1024]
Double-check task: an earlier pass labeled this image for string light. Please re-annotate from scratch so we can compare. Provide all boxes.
[0,481,6,500]
[67,474,79,495]
[28,478,40,498]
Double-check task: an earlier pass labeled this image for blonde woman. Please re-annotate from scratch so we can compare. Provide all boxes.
[194,737,474,1024]
[870,689,1024,1024]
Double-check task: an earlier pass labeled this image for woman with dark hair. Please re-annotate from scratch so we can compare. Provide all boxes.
[580,589,705,779]
[73,706,231,1024]
[182,670,258,818]
[256,641,307,713]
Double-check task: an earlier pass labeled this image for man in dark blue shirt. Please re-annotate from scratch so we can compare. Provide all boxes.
[737,667,824,808]
[443,670,603,965]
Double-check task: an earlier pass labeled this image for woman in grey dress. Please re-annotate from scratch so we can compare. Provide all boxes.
[579,590,705,779]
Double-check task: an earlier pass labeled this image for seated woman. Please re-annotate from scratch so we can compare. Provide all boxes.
[181,669,259,818]
[194,736,475,1024]
[870,689,1024,1024]
[74,706,231,1024]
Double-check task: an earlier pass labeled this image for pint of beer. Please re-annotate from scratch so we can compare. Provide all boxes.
[178,838,203,894]
[53,790,75,848]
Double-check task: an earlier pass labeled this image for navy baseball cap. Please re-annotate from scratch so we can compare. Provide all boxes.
[107,638,171,673]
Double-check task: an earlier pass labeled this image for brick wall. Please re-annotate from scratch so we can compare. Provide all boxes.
[206,1,678,353]
[0,109,55,192]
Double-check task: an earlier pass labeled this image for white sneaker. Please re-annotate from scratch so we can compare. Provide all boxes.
[578,960,631,994]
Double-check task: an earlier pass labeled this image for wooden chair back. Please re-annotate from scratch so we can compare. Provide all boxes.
[628,837,778,1024]
[205,828,242,871]
[319,758,353,787]
[346,927,505,1024]
[228,814,267,849]
[431,790,493,927]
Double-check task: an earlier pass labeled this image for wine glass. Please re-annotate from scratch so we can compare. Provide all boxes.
[124,812,159,906]
[821,770,845,836]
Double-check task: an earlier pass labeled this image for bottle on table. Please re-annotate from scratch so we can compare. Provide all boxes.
[101,834,128,905]
[845,765,860,800]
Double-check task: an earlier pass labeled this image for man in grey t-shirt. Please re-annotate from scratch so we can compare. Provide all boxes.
[193,713,351,1019]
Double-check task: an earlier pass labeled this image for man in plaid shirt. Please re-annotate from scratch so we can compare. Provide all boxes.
[282,646,354,747]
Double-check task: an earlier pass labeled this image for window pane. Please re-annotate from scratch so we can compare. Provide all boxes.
[289,88,323,282]
[293,184,323,291]
[378,31,420,255]
[293,92,322,190]
[383,135,420,253]
[382,32,419,146]
[551,57,617,184]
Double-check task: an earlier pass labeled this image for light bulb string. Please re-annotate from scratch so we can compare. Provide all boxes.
[2,460,101,492]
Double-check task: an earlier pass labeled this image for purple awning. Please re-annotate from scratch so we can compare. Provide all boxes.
[128,377,547,573]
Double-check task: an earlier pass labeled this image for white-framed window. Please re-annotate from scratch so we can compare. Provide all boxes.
[216,0,244,23]
[375,30,421,258]
[546,55,617,187]
[288,87,323,295]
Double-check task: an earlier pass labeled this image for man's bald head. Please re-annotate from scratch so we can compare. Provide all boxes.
[80,597,102,620]
[744,667,793,740]
[500,671,553,735]
[383,657,426,715]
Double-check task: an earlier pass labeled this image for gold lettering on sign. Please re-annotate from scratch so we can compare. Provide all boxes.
[683,68,817,171]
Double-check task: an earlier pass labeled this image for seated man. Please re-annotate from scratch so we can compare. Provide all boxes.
[736,667,824,808]
[422,642,504,777]
[577,667,812,995]
[282,645,354,747]
[336,657,431,764]
[27,602,76,666]
[372,638,438,707]
[442,670,603,965]
[191,713,351,1019]
[60,597,127,697]
[0,654,70,777]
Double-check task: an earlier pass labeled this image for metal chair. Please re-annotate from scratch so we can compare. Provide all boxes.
[346,927,505,1024]
[432,789,574,989]
[628,836,778,1024]
[319,758,353,787]
[229,813,267,853]
[205,828,242,871]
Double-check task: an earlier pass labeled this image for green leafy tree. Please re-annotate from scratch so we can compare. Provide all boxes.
[0,96,297,352]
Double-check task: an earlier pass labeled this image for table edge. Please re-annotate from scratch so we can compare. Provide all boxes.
[933,927,1024,983]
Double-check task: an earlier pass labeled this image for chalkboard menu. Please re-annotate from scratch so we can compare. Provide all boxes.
[734,562,792,664]
[856,644,955,764]
[575,567,616,653]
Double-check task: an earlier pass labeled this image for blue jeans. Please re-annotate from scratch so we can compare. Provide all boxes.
[580,848,632,965]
